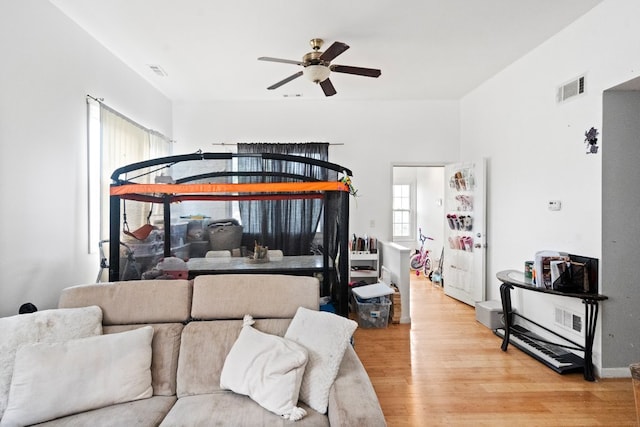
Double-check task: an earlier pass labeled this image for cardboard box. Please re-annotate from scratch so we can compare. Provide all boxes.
[389,284,401,324]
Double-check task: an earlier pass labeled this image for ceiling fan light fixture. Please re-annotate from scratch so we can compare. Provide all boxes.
[304,64,330,83]
[260,39,380,96]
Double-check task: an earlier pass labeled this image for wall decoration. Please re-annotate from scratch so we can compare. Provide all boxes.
[585,127,599,154]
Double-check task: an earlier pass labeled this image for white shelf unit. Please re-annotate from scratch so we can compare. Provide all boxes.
[349,251,379,284]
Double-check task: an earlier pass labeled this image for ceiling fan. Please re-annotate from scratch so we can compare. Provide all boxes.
[258,38,381,96]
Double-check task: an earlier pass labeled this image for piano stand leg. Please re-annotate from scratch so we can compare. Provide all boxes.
[583,299,599,382]
[499,283,513,352]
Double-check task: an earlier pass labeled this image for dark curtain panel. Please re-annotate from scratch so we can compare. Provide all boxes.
[324,191,342,261]
[237,143,333,256]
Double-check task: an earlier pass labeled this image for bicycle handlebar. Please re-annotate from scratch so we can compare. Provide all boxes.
[417,228,433,241]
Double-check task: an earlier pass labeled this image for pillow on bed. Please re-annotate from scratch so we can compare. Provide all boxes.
[284,307,358,414]
[0,306,103,420]
[220,315,308,421]
[1,326,153,426]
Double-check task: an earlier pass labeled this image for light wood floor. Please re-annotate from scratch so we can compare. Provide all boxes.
[352,274,638,426]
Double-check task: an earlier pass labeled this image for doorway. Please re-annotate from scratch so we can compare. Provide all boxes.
[602,77,640,371]
[391,164,445,265]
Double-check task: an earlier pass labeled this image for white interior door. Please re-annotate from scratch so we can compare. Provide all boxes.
[443,159,486,306]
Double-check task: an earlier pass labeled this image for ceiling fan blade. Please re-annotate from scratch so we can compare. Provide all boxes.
[258,57,303,66]
[330,64,381,78]
[267,71,303,90]
[319,41,349,62]
[320,78,337,97]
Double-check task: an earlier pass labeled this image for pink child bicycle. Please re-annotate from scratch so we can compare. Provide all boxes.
[409,228,433,277]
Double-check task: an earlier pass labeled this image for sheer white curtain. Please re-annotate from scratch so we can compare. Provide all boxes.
[89,101,171,248]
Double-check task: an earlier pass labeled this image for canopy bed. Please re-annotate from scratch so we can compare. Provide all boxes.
[108,151,352,316]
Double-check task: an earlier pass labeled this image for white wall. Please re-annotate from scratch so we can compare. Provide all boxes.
[172,99,460,245]
[460,0,640,374]
[378,241,411,324]
[416,167,445,260]
[0,1,172,317]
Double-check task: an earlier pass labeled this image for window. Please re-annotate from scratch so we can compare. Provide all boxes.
[87,99,101,253]
[393,184,411,237]
[87,98,171,253]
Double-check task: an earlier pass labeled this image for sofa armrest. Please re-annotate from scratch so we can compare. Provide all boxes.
[327,345,387,426]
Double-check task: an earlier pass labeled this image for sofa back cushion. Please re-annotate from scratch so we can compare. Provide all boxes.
[58,280,192,397]
[58,280,192,325]
[104,323,183,396]
[191,274,319,320]
[176,318,291,398]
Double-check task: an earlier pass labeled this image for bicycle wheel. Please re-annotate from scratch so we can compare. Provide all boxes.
[410,253,424,270]
[423,257,432,277]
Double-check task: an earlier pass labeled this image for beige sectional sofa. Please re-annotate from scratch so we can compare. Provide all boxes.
[2,274,386,426]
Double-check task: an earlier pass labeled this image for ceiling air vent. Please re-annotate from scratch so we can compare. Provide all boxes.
[557,76,585,103]
[148,64,168,77]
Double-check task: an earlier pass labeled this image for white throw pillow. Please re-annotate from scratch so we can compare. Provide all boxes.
[0,306,103,419]
[284,307,358,414]
[1,326,153,427]
[220,315,308,421]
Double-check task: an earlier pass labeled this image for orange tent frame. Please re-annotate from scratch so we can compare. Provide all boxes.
[110,181,349,198]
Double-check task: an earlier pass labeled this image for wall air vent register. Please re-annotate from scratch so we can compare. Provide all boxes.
[557,75,585,103]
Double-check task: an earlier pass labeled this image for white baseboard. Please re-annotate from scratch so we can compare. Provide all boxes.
[599,367,632,378]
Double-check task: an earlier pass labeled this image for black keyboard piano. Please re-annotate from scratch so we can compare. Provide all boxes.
[495,325,584,374]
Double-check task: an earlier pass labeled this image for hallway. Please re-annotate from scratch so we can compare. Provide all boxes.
[353,274,636,426]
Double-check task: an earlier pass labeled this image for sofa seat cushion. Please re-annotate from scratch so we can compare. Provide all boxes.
[105,323,183,396]
[30,396,176,427]
[176,318,291,397]
[159,393,329,427]
[327,346,387,427]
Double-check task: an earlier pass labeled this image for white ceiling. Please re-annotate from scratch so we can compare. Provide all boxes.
[49,0,602,102]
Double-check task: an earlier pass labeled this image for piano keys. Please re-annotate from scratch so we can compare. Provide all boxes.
[495,325,584,374]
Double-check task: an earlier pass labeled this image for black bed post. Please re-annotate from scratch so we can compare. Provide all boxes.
[337,190,350,317]
[109,193,121,282]
[322,193,330,296]
[163,195,172,257]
